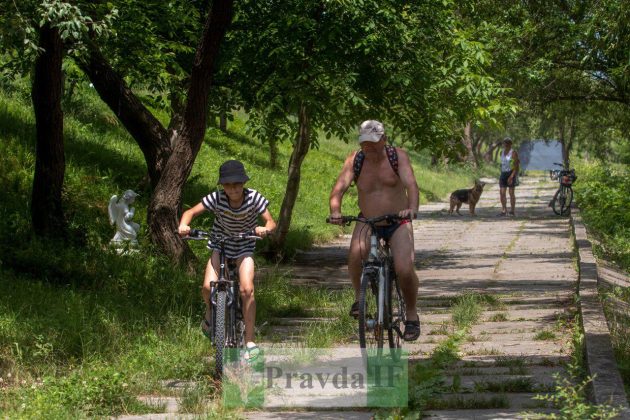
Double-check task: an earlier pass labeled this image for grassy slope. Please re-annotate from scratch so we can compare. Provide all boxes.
[0,83,487,416]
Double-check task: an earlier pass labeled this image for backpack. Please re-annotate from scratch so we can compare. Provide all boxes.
[353,144,399,182]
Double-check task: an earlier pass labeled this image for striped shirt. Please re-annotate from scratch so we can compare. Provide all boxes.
[201,188,269,259]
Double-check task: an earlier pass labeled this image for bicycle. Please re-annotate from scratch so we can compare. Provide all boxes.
[549,162,577,216]
[181,229,261,378]
[327,214,411,361]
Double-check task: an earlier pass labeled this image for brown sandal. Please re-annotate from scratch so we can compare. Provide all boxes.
[403,319,421,341]
[349,301,360,319]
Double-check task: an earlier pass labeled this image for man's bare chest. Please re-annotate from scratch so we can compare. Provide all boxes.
[356,159,400,192]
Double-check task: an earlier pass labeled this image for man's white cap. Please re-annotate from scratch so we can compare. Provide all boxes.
[358,120,385,143]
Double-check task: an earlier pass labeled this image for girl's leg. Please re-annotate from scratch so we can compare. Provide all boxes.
[509,187,516,214]
[236,255,256,344]
[202,251,220,323]
[499,187,507,214]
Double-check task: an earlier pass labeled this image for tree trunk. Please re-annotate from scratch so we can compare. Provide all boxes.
[462,121,477,168]
[167,90,186,147]
[565,116,575,168]
[483,141,501,163]
[31,24,66,237]
[148,0,234,264]
[270,104,310,255]
[472,132,484,164]
[219,112,227,132]
[558,118,567,167]
[493,143,502,162]
[80,47,172,190]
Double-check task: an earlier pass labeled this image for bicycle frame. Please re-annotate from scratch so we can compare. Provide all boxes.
[364,228,391,331]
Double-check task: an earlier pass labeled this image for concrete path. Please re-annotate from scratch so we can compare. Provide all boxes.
[117,177,579,419]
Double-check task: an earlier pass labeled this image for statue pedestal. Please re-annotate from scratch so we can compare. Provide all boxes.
[109,240,139,255]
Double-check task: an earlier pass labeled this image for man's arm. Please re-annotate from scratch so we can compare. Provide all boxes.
[329,152,357,221]
[396,148,419,218]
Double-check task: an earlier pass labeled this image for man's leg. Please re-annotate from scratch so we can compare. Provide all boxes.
[237,255,256,344]
[389,223,419,322]
[499,186,507,214]
[348,222,368,315]
[509,187,516,214]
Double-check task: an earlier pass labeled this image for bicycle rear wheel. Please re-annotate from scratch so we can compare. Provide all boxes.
[387,273,405,361]
[358,268,383,358]
[214,290,227,378]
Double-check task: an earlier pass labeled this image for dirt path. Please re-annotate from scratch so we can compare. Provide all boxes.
[119,176,578,419]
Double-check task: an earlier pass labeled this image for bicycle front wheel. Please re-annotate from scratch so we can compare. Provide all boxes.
[561,186,573,215]
[359,268,383,356]
[214,290,227,378]
[388,273,405,361]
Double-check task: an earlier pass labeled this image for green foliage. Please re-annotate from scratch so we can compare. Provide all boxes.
[451,293,485,330]
[534,330,557,341]
[0,0,117,73]
[255,271,355,346]
[531,375,619,420]
[573,161,630,272]
[1,364,152,418]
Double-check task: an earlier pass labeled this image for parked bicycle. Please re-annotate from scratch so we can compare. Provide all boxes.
[181,229,261,378]
[327,214,410,361]
[549,168,561,181]
[550,162,577,216]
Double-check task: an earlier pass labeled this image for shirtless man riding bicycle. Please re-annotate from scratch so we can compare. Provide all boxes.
[329,120,421,341]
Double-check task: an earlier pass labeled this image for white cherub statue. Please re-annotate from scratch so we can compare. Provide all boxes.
[108,190,140,246]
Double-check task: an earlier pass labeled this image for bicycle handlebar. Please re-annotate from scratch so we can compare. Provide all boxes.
[179,229,262,242]
[326,213,415,226]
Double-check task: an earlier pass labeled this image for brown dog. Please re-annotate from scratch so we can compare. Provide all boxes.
[448,180,486,216]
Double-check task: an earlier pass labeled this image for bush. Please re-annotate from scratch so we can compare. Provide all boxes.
[574,162,630,272]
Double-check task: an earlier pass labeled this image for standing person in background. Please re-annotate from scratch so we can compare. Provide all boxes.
[499,137,519,216]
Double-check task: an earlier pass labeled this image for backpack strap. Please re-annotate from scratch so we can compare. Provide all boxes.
[353,150,366,182]
[352,145,399,183]
[385,144,399,174]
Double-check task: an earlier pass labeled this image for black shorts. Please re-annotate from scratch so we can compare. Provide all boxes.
[499,171,518,188]
[374,219,410,241]
[357,212,410,241]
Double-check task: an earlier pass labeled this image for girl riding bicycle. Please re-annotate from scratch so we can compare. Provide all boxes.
[178,160,276,362]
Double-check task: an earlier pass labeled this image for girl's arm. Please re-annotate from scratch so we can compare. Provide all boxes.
[178,202,206,236]
[509,151,520,179]
[255,209,276,237]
